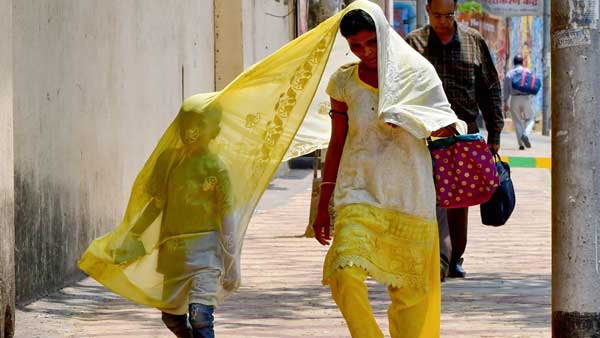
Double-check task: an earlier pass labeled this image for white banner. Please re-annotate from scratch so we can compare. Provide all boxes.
[481,0,543,17]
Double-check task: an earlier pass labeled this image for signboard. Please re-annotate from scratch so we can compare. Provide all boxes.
[480,0,543,17]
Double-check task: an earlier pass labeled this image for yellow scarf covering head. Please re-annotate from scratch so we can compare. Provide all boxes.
[79,0,464,315]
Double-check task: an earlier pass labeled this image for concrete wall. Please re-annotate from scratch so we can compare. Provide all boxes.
[0,0,15,335]
[240,0,294,177]
[12,0,214,303]
[243,0,293,68]
[214,0,244,90]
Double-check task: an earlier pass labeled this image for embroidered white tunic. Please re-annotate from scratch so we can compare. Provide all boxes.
[327,62,436,220]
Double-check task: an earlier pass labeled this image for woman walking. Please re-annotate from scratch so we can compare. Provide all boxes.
[313,6,465,338]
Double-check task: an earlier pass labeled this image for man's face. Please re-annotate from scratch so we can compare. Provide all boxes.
[345,30,378,69]
[427,0,457,36]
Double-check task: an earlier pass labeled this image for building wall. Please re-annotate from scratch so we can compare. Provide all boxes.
[243,0,293,68]
[509,16,544,113]
[456,12,508,83]
[215,0,244,89]
[12,0,214,303]
[240,0,294,176]
[0,0,15,335]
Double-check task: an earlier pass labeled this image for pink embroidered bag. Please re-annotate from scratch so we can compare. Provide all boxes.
[428,133,499,208]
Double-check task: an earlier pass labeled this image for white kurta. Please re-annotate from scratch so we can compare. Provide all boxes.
[327,63,436,220]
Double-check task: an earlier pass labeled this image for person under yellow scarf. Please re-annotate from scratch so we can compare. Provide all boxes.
[311,5,465,337]
[78,1,465,337]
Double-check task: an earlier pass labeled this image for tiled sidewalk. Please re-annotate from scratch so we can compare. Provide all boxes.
[15,132,551,338]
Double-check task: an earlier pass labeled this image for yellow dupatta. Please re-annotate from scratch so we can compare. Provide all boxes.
[78,0,464,315]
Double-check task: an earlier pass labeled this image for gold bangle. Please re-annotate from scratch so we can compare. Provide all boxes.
[319,181,336,187]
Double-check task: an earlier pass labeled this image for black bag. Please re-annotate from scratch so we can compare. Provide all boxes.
[480,154,516,226]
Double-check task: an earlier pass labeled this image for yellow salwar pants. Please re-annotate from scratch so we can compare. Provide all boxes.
[329,263,440,338]
[326,208,441,338]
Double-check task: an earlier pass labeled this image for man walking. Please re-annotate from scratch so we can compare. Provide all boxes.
[405,0,504,280]
[504,55,536,150]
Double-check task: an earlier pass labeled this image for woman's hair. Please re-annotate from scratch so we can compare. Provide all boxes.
[340,9,376,37]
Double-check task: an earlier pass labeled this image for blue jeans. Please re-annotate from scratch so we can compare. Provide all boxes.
[162,303,214,338]
[189,303,215,338]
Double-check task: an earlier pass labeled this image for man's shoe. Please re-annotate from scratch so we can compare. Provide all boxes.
[521,135,531,148]
[448,258,466,278]
[440,255,450,282]
[519,146,525,150]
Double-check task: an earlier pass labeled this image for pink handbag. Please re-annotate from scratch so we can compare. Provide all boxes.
[428,133,499,208]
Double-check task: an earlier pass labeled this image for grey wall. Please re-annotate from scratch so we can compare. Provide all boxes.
[243,0,293,68]
[13,0,214,303]
[0,0,15,335]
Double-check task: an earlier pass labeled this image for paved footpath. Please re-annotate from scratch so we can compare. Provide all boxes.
[15,131,551,338]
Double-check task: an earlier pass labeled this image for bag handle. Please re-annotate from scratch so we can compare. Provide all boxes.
[445,124,459,136]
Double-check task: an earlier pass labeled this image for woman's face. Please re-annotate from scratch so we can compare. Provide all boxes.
[345,30,378,69]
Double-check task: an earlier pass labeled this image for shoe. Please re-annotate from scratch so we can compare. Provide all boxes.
[440,255,450,282]
[448,258,466,278]
[521,135,531,148]
[519,146,525,150]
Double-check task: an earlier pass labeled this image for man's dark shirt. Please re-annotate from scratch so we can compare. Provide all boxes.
[405,24,504,145]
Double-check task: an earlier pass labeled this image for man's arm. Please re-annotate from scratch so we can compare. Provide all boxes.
[475,38,504,150]
[503,71,512,105]
[503,72,512,114]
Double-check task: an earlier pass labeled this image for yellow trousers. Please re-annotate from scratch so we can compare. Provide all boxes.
[325,204,441,337]
[329,263,440,338]
[330,265,440,338]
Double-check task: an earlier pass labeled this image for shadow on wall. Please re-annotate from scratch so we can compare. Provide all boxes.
[1,278,15,338]
[13,169,95,304]
[4,304,14,338]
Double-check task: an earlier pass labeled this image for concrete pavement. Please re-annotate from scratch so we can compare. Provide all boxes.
[15,131,551,338]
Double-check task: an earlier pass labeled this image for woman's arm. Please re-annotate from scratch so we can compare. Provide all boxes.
[314,98,349,246]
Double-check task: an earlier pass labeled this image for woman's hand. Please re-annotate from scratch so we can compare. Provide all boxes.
[313,206,332,246]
